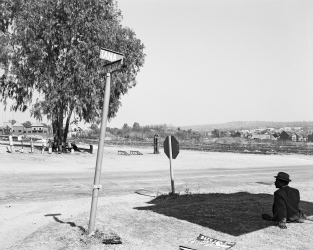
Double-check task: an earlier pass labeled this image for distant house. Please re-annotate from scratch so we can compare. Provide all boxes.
[253,128,266,134]
[280,131,292,140]
[229,131,236,137]
[308,134,313,142]
[283,127,292,131]
[12,122,24,135]
[25,122,48,134]
[67,124,83,138]
[272,132,280,139]
[266,128,276,132]
[293,133,307,142]
[251,134,273,140]
[233,131,241,137]
[2,122,12,134]
[294,127,302,131]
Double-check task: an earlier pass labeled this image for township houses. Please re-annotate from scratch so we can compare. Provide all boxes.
[250,134,273,140]
[292,133,308,142]
[1,122,12,134]
[279,131,292,140]
[0,121,49,135]
[12,122,24,134]
[25,122,49,134]
[215,127,312,142]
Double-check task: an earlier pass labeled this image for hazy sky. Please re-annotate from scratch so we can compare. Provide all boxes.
[1,0,313,128]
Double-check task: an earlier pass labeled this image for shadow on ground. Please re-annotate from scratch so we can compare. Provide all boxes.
[134,192,313,236]
[44,213,85,232]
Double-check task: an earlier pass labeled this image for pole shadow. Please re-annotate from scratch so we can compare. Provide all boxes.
[134,192,313,236]
[44,213,85,232]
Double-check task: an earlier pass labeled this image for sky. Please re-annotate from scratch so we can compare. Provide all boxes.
[1,0,313,128]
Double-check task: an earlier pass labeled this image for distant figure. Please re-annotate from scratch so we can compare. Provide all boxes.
[41,138,47,153]
[262,172,307,229]
[71,142,81,152]
[154,134,159,154]
[52,141,58,152]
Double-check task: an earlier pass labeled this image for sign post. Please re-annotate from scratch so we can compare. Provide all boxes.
[168,136,175,194]
[88,48,124,236]
[164,135,179,194]
[9,135,14,153]
[30,138,34,153]
[18,136,23,153]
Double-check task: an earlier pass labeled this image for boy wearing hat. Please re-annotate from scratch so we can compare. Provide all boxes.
[262,172,305,229]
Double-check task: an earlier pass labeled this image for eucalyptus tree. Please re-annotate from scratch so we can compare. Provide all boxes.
[0,0,145,143]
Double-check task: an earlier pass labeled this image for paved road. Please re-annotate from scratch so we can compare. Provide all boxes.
[1,160,313,203]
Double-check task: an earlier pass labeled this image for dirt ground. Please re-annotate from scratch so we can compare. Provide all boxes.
[1,144,313,249]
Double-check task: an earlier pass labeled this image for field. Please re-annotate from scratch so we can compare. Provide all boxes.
[1,143,313,250]
[79,137,313,155]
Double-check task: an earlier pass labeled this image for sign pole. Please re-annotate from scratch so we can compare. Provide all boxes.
[88,72,111,235]
[168,136,175,194]
[9,135,14,153]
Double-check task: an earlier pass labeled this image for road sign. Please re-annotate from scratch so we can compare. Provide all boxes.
[103,59,124,74]
[164,136,179,159]
[88,47,124,236]
[100,48,124,62]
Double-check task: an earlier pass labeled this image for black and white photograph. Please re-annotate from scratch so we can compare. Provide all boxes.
[0,0,313,249]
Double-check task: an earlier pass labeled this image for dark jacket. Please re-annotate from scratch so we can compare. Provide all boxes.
[272,186,302,222]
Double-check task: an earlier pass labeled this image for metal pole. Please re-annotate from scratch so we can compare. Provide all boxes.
[168,136,175,194]
[88,72,111,235]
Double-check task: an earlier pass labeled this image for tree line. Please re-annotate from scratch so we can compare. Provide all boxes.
[88,122,203,141]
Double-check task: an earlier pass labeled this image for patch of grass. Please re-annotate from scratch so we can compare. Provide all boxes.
[137,192,313,237]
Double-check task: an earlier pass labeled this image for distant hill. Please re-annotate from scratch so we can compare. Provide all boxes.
[179,121,313,132]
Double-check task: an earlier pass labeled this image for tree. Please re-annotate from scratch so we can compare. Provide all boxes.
[211,129,220,138]
[132,122,140,131]
[0,0,145,144]
[23,121,32,128]
[90,124,100,134]
[9,119,16,125]
[0,0,23,71]
[220,131,227,137]
[0,0,23,33]
[122,123,129,130]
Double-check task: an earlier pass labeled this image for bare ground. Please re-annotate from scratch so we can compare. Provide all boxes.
[1,144,313,250]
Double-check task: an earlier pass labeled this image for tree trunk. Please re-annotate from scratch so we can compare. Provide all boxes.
[52,113,59,143]
[63,106,74,143]
[58,106,64,143]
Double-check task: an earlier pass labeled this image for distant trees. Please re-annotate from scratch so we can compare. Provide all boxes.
[9,119,16,125]
[122,123,130,130]
[211,129,220,138]
[90,124,100,134]
[22,121,32,128]
[132,122,140,131]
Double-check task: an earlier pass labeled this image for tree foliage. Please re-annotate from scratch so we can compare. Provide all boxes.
[132,122,140,130]
[211,129,220,138]
[9,119,16,125]
[0,0,145,144]
[22,120,32,128]
[90,123,100,134]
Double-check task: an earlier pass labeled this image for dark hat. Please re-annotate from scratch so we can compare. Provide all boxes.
[274,172,291,182]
